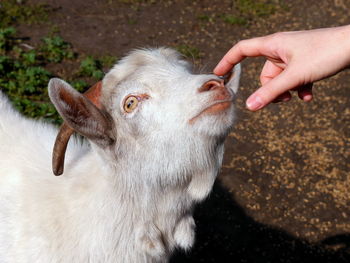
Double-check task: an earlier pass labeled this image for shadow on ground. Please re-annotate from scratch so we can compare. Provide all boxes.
[170,182,350,263]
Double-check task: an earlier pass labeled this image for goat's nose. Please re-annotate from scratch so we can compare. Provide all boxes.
[198,79,224,93]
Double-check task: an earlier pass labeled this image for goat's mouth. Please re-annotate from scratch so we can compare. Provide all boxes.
[189,100,232,124]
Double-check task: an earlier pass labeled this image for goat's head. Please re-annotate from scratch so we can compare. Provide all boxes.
[49,48,240,176]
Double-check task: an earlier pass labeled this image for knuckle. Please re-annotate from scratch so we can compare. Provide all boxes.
[235,40,246,50]
[271,31,287,40]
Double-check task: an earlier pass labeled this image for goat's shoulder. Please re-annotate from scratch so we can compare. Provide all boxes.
[0,92,66,177]
[0,93,55,149]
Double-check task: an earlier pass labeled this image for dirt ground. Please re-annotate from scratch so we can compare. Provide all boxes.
[18,0,350,262]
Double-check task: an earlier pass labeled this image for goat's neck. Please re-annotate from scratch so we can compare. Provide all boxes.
[75,132,224,193]
[63,135,224,258]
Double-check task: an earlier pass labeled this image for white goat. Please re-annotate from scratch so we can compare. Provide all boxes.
[0,48,240,263]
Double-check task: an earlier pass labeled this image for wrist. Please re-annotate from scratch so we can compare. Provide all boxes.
[337,25,350,54]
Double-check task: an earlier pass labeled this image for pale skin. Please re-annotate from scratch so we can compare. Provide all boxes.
[214,25,350,111]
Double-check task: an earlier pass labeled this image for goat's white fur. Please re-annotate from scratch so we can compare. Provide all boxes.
[0,48,240,262]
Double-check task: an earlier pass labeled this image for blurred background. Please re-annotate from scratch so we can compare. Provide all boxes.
[1,0,350,262]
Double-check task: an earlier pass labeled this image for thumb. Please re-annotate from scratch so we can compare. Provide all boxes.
[246,68,300,111]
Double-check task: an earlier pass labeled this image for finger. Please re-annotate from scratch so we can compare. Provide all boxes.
[246,67,300,111]
[297,83,313,102]
[214,37,268,76]
[260,60,284,86]
[272,91,292,103]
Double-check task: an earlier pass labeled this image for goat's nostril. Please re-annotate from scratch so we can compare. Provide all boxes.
[199,80,224,93]
[207,83,216,90]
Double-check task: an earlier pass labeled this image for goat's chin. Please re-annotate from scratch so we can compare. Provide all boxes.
[188,101,232,124]
[191,105,235,137]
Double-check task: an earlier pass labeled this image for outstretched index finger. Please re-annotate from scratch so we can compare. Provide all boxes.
[214,37,268,76]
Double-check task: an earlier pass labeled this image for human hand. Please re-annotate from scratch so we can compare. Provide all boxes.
[214,25,350,111]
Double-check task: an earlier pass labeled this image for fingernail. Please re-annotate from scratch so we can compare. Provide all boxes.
[246,95,263,111]
[303,94,313,102]
[213,65,221,75]
[278,96,291,103]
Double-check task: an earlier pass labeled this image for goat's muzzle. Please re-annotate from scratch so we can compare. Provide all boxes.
[189,79,233,124]
[198,79,224,93]
[199,79,232,101]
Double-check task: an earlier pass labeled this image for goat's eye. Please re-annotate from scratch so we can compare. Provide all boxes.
[124,96,139,113]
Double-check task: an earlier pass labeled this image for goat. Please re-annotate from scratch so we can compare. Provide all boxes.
[0,48,240,262]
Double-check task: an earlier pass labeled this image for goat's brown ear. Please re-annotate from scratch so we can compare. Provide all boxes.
[49,78,114,175]
[51,80,104,176]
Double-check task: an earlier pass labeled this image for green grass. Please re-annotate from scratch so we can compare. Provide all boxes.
[197,14,216,24]
[0,27,16,53]
[222,0,282,26]
[40,36,75,63]
[176,44,202,60]
[78,56,104,80]
[116,0,156,3]
[1,0,282,124]
[0,0,49,28]
[0,27,117,123]
[222,14,247,26]
[235,0,279,17]
[197,14,211,22]
[0,29,71,123]
[99,55,118,69]
[0,1,118,123]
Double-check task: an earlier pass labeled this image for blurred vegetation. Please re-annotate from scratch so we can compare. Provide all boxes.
[40,36,75,63]
[176,44,203,60]
[0,0,49,28]
[0,27,71,123]
[235,0,279,17]
[221,14,247,26]
[115,0,157,4]
[0,0,283,123]
[222,0,282,26]
[0,1,117,124]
